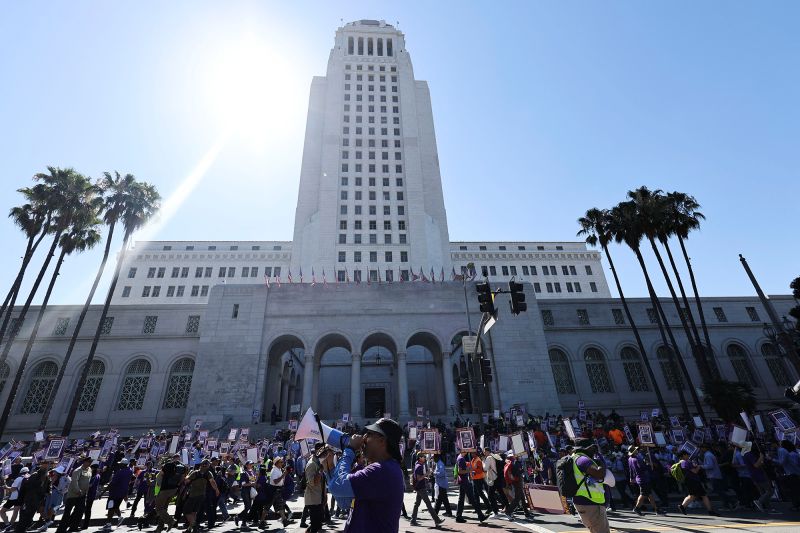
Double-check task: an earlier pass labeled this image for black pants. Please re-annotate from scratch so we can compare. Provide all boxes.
[507,480,530,516]
[473,479,497,514]
[306,504,323,533]
[15,504,37,533]
[56,496,85,533]
[456,482,485,520]
[82,497,95,529]
[433,486,452,515]
[488,482,508,510]
[130,491,145,516]
[412,489,437,521]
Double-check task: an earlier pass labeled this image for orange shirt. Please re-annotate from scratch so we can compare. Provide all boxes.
[470,457,486,480]
[609,429,624,445]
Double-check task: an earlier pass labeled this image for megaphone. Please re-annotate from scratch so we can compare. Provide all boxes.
[295,408,351,450]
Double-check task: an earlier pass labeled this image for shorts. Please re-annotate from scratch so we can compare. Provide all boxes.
[2,499,19,509]
[686,478,706,497]
[638,483,652,497]
[183,496,205,514]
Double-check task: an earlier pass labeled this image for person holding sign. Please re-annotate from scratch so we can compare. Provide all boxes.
[676,451,719,516]
[409,454,443,527]
[455,450,486,523]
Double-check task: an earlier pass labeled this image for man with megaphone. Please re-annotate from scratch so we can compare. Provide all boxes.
[325,418,406,533]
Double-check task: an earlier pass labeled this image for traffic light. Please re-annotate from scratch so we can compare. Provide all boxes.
[509,281,527,315]
[480,357,493,383]
[457,381,470,407]
[476,282,497,317]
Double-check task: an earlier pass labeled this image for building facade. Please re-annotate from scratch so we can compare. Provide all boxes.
[0,21,795,437]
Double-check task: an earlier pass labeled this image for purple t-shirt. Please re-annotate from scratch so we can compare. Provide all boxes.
[680,459,700,481]
[744,451,767,483]
[628,456,650,485]
[573,455,602,506]
[457,455,469,484]
[345,459,404,533]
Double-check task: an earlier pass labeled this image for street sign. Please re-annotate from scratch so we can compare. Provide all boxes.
[462,335,480,354]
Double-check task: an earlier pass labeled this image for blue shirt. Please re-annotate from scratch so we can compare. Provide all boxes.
[434,460,448,488]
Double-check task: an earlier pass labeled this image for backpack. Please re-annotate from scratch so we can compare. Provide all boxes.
[555,454,588,498]
[670,462,685,483]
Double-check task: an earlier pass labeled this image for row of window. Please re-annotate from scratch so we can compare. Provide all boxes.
[345,73,398,83]
[341,150,402,160]
[4,356,196,416]
[541,304,762,327]
[341,163,403,173]
[340,190,405,201]
[129,266,283,280]
[341,176,402,186]
[338,233,407,244]
[344,63,397,72]
[548,341,792,397]
[337,251,408,263]
[343,84,398,93]
[123,284,212,299]
[341,127,401,138]
[343,94,399,104]
[644,306,761,324]
[160,244,282,252]
[464,264,593,278]
[346,36,394,57]
[458,245,566,251]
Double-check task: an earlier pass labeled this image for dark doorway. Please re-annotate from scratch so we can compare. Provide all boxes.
[364,387,386,419]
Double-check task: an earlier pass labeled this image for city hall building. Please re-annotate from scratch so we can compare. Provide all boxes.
[2,21,796,437]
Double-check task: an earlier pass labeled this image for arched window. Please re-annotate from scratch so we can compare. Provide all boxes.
[584,348,614,393]
[77,360,105,412]
[726,344,759,387]
[621,347,649,392]
[657,346,684,390]
[20,361,58,414]
[163,358,195,409]
[0,361,10,395]
[548,349,575,394]
[117,359,151,411]
[761,343,791,387]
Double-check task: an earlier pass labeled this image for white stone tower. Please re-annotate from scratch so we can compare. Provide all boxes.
[291,20,452,283]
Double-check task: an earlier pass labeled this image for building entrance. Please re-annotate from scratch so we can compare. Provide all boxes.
[364,387,386,419]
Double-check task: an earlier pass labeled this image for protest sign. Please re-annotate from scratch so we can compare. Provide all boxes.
[421,430,439,453]
[563,418,577,441]
[769,409,796,431]
[637,423,654,447]
[525,484,568,514]
[730,425,748,445]
[456,427,476,452]
[227,428,238,441]
[45,438,66,460]
[654,432,667,446]
[669,416,681,428]
[511,433,526,457]
[671,429,686,444]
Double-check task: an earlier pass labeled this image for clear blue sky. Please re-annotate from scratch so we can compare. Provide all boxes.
[1,1,798,306]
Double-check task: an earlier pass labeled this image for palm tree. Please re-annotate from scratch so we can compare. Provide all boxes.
[40,172,133,430]
[0,168,88,366]
[0,184,53,344]
[628,186,713,390]
[578,208,670,417]
[666,191,717,379]
[0,202,101,437]
[62,176,160,436]
[608,200,691,418]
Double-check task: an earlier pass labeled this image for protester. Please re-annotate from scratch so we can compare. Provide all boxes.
[182,460,219,533]
[409,454,443,527]
[454,449,485,523]
[328,417,405,533]
[743,446,779,514]
[572,438,610,533]
[431,453,452,517]
[676,450,720,516]
[627,447,663,516]
[471,448,497,516]
[1,466,27,529]
[776,440,800,511]
[55,457,92,533]
[15,459,50,533]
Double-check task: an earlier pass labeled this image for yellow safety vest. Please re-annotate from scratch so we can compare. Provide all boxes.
[572,453,605,505]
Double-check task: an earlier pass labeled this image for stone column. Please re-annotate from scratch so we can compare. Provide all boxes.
[397,351,409,418]
[302,354,314,411]
[280,378,290,420]
[350,353,362,420]
[441,351,457,414]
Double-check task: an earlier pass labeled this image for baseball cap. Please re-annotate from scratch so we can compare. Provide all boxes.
[364,418,403,463]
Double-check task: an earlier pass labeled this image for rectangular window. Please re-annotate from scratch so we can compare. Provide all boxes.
[746,306,760,321]
[339,234,347,244]
[589,282,598,292]
[195,267,203,278]
[533,282,541,293]
[191,285,199,297]
[384,234,391,244]
[510,266,517,275]
[264,267,272,278]
[566,282,573,293]
[53,317,70,336]
[186,315,200,334]
[554,283,562,293]
[171,267,180,278]
[612,309,625,325]
[181,267,189,278]
[232,304,239,319]
[562,266,569,276]
[542,267,549,276]
[577,309,590,325]
[354,234,362,244]
[100,316,114,335]
[369,251,377,263]
[569,265,577,275]
[354,251,361,263]
[713,307,728,322]
[201,285,208,297]
[157,267,165,278]
[152,286,160,297]
[647,308,658,324]
[143,315,158,335]
[502,266,509,276]
[585,265,593,275]
[541,310,554,326]
[489,266,497,276]
[546,282,553,293]
[218,267,226,277]
[205,267,212,277]
[574,282,582,293]
[147,267,156,278]
[142,286,151,297]
[399,234,406,244]
[338,251,346,263]
[176,286,185,297]
[274,267,281,277]
[550,266,557,275]
[227,267,235,277]
[522,266,529,275]
[241,267,249,278]
[166,286,175,297]
[337,270,346,282]
[531,266,537,275]
[121,286,131,298]
[385,251,392,262]
[400,251,408,262]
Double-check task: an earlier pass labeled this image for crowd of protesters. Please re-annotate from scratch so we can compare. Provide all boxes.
[0,408,798,533]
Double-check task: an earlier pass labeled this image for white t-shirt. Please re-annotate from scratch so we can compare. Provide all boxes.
[269,467,284,487]
[9,475,25,501]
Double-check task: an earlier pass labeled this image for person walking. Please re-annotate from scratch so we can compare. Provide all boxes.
[676,450,720,516]
[504,455,533,520]
[1,466,27,530]
[153,457,180,533]
[104,460,133,529]
[776,440,800,511]
[303,447,326,533]
[56,457,92,533]
[484,451,508,513]
[471,449,498,516]
[409,455,443,527]
[700,444,735,510]
[183,460,219,533]
[743,446,779,514]
[455,450,486,523]
[571,439,610,533]
[431,454,452,517]
[82,463,101,530]
[16,460,51,533]
[268,457,292,528]
[628,447,664,516]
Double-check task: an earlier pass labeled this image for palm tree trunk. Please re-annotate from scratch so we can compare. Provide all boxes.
[62,235,129,437]
[40,221,116,430]
[679,236,716,378]
[648,238,713,387]
[662,239,715,379]
[603,244,669,417]
[0,232,62,365]
[633,247,690,418]
[0,229,50,344]
[0,248,67,437]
